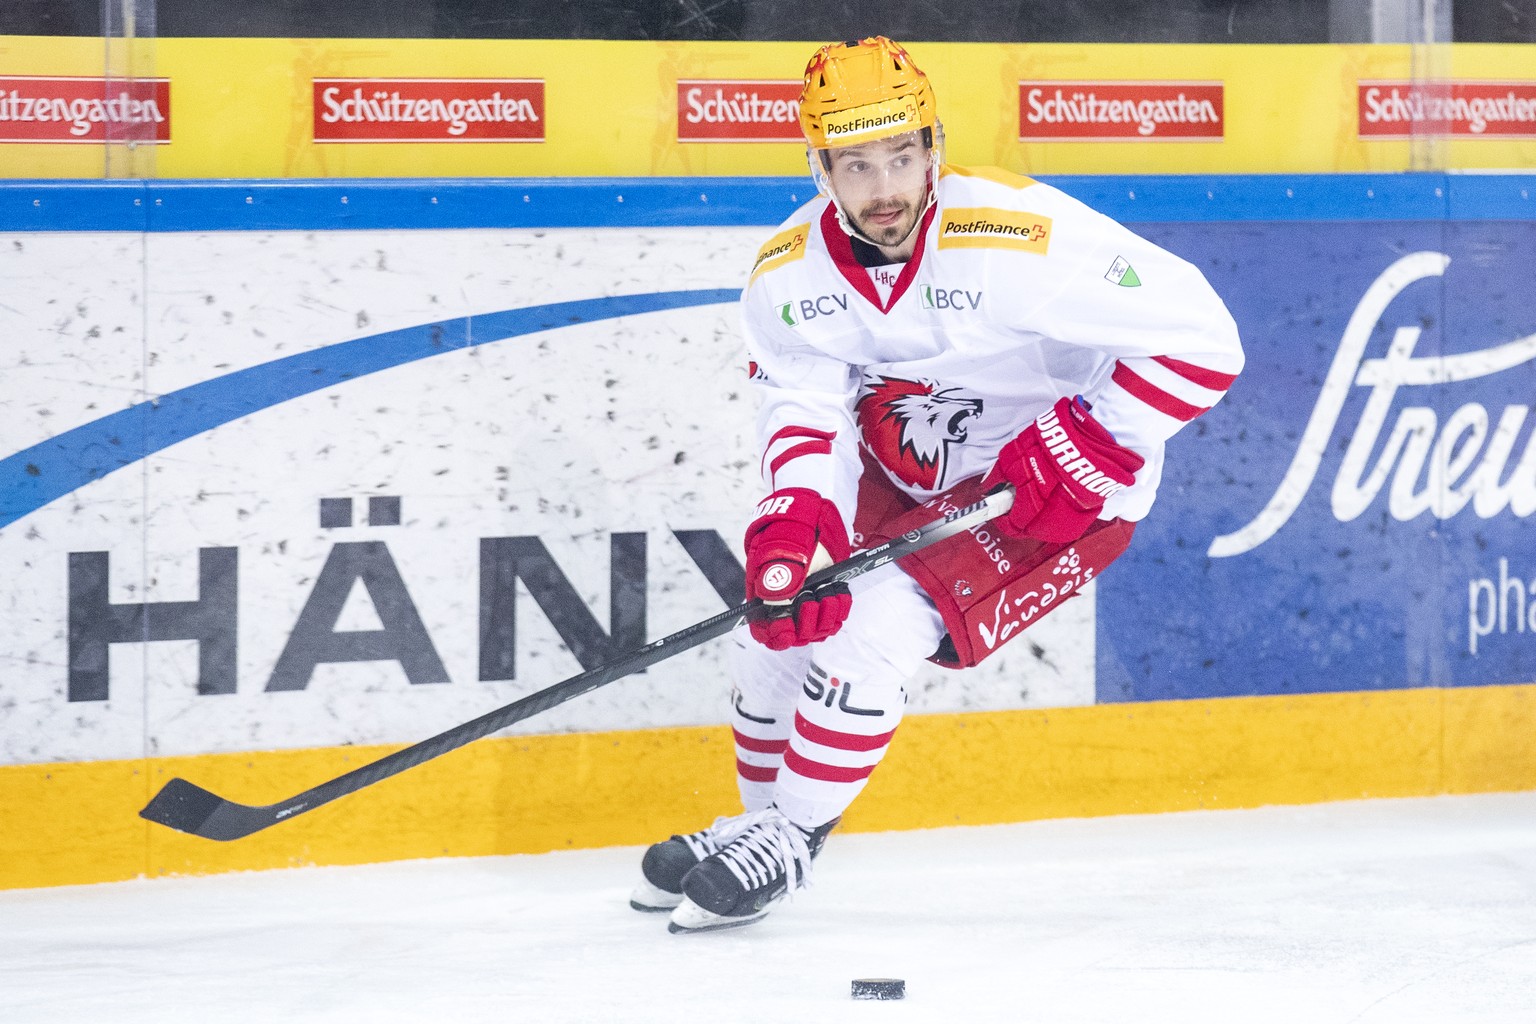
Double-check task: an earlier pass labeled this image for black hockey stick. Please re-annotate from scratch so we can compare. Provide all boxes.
[140,485,1015,841]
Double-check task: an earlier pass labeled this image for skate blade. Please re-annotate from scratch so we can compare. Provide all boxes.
[629,877,684,913]
[667,896,772,934]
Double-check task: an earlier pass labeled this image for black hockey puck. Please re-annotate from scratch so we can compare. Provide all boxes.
[851,978,906,1000]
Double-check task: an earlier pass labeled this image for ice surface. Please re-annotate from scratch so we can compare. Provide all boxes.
[4,792,1535,1023]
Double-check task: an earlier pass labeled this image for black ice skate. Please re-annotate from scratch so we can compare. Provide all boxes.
[630,811,762,912]
[667,808,838,934]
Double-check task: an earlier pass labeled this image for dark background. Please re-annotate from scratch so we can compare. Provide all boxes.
[4,0,1534,42]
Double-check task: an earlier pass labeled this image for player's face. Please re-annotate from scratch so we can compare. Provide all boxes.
[823,132,930,249]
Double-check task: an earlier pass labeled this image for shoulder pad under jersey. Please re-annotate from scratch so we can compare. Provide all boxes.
[933,165,1056,257]
[935,165,1116,272]
[748,221,813,285]
[939,164,1039,193]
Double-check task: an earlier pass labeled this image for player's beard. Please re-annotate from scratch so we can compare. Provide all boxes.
[852,198,918,247]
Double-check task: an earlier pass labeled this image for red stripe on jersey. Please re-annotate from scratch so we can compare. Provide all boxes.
[736,758,779,783]
[766,425,837,447]
[733,729,789,755]
[762,425,836,477]
[1151,355,1238,391]
[793,712,895,752]
[1112,361,1209,421]
[769,439,833,476]
[783,745,877,783]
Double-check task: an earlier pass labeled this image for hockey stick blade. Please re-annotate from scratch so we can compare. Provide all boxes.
[140,485,1014,841]
[139,777,281,842]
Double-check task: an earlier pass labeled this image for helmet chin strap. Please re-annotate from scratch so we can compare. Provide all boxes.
[812,145,942,256]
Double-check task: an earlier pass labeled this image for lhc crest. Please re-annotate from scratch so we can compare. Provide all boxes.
[855,376,984,491]
[975,549,1094,651]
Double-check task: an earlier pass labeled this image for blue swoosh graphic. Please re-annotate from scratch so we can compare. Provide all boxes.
[0,288,738,530]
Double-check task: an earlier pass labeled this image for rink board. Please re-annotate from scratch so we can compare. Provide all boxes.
[2,684,1533,889]
[2,175,1535,887]
[3,38,1536,179]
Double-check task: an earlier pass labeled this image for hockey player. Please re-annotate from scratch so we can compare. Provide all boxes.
[633,36,1243,933]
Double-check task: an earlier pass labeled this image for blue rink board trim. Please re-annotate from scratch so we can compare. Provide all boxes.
[1,174,1534,231]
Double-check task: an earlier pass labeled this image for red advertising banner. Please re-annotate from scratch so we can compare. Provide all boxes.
[1019,81,1224,141]
[313,79,545,143]
[676,80,802,142]
[0,76,170,144]
[1358,81,1536,138]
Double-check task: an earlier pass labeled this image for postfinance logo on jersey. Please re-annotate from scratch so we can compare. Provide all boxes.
[750,224,810,282]
[938,208,1052,255]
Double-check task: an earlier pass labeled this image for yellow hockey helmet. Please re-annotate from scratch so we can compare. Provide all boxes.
[798,37,938,150]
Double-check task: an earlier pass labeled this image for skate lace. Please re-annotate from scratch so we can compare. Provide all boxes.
[713,809,814,897]
[680,810,763,860]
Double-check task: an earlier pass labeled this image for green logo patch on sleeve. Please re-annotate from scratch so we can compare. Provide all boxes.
[1104,255,1141,287]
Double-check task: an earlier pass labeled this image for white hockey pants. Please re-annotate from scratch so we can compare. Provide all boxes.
[728,564,947,829]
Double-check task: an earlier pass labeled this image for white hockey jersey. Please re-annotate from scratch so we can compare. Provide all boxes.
[741,164,1244,532]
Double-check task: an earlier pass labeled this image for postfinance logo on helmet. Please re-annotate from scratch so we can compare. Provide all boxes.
[799,37,943,250]
[798,37,936,148]
[821,95,922,142]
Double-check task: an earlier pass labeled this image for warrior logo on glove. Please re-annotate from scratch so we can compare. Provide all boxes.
[983,396,1145,544]
[760,563,796,593]
[1031,402,1131,499]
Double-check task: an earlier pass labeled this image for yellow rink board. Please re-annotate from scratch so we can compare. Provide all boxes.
[3,684,1534,890]
[2,38,1534,178]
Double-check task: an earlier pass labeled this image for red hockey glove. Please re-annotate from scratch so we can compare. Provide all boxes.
[982,396,1145,544]
[743,487,852,650]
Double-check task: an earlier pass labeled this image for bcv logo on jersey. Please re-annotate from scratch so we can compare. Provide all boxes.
[920,285,983,310]
[778,293,850,326]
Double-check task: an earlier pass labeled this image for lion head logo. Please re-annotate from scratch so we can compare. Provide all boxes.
[855,376,984,490]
